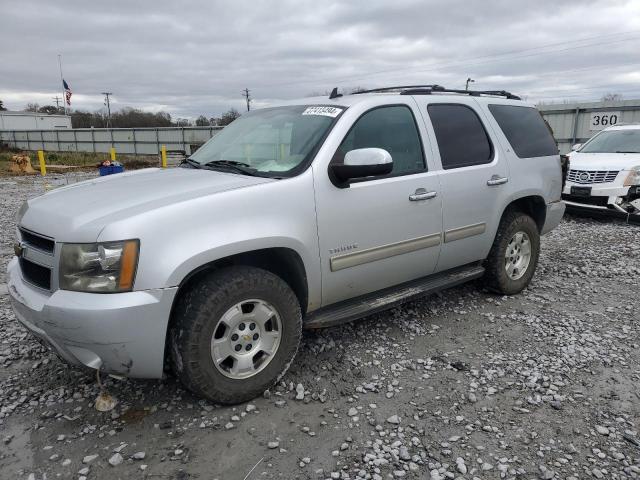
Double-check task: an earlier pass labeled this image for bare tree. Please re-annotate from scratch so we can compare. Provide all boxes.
[601,92,623,102]
[0,99,7,111]
[38,105,63,115]
[195,115,210,126]
[24,103,40,112]
[211,108,241,126]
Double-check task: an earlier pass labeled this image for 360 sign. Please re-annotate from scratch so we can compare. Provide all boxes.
[589,111,620,131]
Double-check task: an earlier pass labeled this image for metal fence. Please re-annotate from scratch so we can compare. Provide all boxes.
[539,99,640,153]
[3,100,640,157]
[0,126,223,156]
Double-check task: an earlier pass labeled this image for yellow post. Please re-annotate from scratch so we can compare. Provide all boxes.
[110,147,116,161]
[161,145,167,168]
[37,150,46,176]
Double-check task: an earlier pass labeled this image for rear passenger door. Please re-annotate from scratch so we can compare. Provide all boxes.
[417,98,511,271]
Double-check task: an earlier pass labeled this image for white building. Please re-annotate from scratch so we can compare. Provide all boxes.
[0,111,72,130]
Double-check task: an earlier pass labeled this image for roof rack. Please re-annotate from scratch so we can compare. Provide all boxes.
[350,85,440,95]
[348,84,520,100]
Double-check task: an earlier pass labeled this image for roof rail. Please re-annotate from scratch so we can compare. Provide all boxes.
[351,84,521,100]
[351,85,441,95]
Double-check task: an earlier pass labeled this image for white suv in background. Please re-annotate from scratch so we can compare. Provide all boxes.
[563,124,640,216]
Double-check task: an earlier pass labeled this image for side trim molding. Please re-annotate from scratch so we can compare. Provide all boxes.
[444,222,486,243]
[330,233,441,272]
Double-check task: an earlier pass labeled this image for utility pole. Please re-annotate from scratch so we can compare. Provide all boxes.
[465,78,475,91]
[52,96,61,109]
[102,92,113,128]
[242,88,251,111]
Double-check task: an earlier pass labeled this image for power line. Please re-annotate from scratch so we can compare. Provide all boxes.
[253,30,640,90]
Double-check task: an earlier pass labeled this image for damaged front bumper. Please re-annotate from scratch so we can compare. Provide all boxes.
[562,184,640,215]
[7,257,177,378]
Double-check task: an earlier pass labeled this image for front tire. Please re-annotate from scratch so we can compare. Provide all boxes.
[170,266,302,404]
[484,210,540,295]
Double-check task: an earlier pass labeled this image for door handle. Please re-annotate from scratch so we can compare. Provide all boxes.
[409,188,437,201]
[487,175,508,186]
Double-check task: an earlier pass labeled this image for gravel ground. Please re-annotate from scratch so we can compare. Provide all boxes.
[1,174,639,480]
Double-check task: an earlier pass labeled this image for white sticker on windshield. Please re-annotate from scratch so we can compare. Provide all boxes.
[302,106,343,118]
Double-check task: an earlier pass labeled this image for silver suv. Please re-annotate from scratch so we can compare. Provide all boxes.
[8,85,565,404]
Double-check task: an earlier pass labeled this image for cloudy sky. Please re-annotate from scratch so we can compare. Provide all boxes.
[1,0,639,119]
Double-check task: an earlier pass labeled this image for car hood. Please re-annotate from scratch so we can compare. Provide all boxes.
[568,151,640,171]
[19,167,274,242]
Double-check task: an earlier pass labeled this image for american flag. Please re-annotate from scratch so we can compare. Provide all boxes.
[63,79,72,106]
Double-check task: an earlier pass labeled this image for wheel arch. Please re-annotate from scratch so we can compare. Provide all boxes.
[164,247,309,371]
[500,194,547,232]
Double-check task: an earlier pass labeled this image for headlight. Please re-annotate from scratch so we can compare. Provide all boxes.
[16,200,29,223]
[59,240,139,293]
[624,166,640,186]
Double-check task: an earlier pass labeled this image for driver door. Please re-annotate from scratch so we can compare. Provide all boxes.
[313,99,443,306]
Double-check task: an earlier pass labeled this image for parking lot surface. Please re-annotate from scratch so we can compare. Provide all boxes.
[1,174,639,480]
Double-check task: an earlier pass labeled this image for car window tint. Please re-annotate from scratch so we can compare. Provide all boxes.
[489,104,558,158]
[334,106,426,175]
[427,104,493,169]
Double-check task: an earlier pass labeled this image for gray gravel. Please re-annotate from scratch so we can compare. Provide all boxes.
[1,174,639,480]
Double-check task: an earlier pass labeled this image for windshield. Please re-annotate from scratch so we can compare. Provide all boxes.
[581,129,640,153]
[188,105,344,176]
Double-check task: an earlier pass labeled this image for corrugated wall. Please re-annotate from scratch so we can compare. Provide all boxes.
[539,99,640,153]
[0,126,223,155]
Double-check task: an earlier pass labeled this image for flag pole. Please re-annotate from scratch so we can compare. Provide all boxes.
[58,54,66,115]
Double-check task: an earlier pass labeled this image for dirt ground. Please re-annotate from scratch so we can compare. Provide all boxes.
[0,174,639,480]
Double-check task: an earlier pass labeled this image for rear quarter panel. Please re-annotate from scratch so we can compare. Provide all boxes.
[475,99,563,206]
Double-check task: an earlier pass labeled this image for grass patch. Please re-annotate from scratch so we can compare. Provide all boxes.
[0,150,158,176]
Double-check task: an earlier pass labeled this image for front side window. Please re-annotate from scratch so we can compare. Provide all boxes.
[189,105,343,177]
[580,129,640,154]
[427,104,493,169]
[333,105,426,176]
[488,104,558,158]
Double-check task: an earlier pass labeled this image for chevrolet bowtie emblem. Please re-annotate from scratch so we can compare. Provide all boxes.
[13,242,24,257]
[242,335,252,341]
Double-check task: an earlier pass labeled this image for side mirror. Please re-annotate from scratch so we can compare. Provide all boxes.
[330,148,393,184]
[571,143,582,151]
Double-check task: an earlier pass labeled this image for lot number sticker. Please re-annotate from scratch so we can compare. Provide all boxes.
[302,106,343,118]
[590,111,620,131]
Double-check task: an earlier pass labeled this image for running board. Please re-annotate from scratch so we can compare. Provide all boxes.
[304,264,485,329]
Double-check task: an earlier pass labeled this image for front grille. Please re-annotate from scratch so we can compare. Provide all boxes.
[562,194,610,207]
[567,169,619,184]
[19,257,52,290]
[19,228,55,253]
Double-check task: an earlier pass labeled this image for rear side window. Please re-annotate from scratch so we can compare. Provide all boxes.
[488,105,558,158]
[427,104,493,169]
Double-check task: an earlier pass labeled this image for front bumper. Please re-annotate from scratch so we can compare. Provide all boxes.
[562,183,639,214]
[7,257,177,378]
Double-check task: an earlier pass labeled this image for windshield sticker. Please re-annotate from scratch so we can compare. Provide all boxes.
[302,106,343,118]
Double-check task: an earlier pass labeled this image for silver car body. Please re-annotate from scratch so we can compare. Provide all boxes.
[8,92,565,378]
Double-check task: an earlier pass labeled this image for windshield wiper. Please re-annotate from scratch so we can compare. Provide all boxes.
[181,158,203,169]
[615,150,640,153]
[203,160,261,176]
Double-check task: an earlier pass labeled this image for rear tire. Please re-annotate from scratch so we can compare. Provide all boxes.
[170,266,302,404]
[484,209,540,295]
